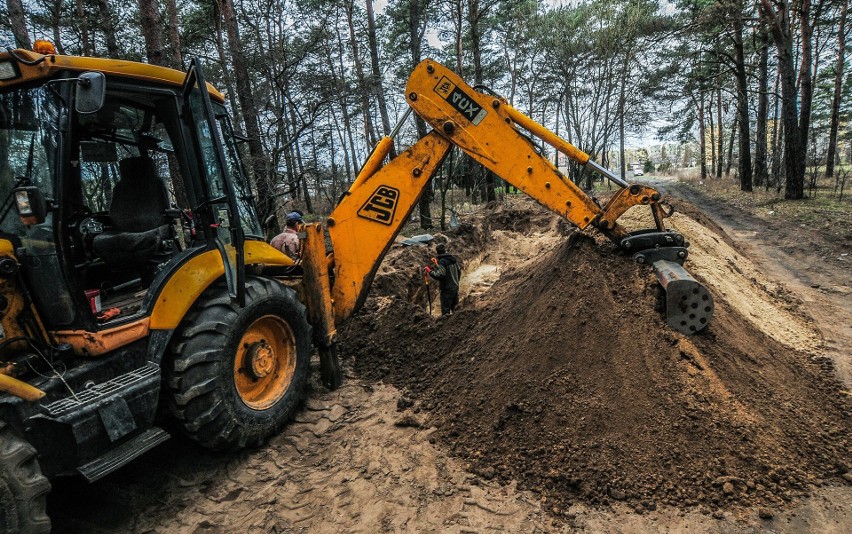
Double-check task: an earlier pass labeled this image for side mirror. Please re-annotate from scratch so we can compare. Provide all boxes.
[13,186,48,226]
[75,72,106,114]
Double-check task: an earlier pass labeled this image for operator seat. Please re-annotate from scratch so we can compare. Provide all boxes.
[92,156,171,267]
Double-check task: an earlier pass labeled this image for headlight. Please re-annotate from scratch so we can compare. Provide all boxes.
[13,186,47,225]
[14,190,33,215]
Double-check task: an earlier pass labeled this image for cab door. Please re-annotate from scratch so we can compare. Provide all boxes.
[181,58,246,306]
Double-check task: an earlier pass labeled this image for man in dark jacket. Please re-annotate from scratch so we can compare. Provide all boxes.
[426,243,462,315]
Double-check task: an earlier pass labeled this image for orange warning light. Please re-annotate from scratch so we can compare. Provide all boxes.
[33,40,57,55]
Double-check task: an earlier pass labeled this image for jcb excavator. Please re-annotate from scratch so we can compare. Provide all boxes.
[0,44,711,531]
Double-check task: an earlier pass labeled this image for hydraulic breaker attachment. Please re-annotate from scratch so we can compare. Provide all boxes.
[653,260,713,335]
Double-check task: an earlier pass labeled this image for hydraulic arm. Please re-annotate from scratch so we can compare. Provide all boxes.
[405,60,674,245]
[317,59,713,342]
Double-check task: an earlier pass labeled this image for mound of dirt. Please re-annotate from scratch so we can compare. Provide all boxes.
[338,199,852,516]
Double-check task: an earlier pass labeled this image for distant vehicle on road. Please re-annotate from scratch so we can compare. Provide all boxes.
[634,169,644,176]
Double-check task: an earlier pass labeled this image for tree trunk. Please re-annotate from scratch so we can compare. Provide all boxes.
[797,0,814,192]
[760,0,806,199]
[290,113,313,213]
[454,0,464,73]
[165,0,183,68]
[708,92,716,177]
[731,4,753,190]
[696,93,707,181]
[468,0,496,203]
[825,1,847,178]
[770,68,783,191]
[331,29,357,184]
[406,0,434,227]
[726,115,737,177]
[281,134,296,205]
[344,0,377,147]
[365,0,395,157]
[50,0,65,54]
[716,82,723,179]
[6,0,31,49]
[754,24,770,188]
[138,0,164,64]
[78,0,93,55]
[213,5,242,129]
[619,54,628,183]
[293,111,311,210]
[221,0,275,227]
[97,0,120,58]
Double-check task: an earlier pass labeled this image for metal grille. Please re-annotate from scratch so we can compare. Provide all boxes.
[44,364,159,416]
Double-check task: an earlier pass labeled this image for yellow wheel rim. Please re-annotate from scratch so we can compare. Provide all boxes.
[233,314,297,410]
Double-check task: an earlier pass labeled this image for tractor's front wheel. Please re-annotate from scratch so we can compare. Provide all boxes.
[165,277,311,451]
[0,422,51,534]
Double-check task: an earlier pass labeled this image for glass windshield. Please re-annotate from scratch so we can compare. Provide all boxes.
[213,103,262,237]
[0,85,61,235]
[75,92,189,216]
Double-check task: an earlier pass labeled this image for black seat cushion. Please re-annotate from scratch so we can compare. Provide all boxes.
[92,225,170,267]
[93,156,171,266]
[110,157,169,232]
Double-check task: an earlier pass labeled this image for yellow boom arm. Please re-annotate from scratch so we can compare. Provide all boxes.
[322,59,676,323]
[309,58,703,361]
[326,132,452,323]
[404,59,671,242]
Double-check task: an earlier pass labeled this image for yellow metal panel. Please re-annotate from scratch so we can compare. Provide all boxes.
[300,224,336,345]
[0,50,225,102]
[328,132,452,322]
[0,374,45,402]
[54,318,151,356]
[405,59,600,229]
[149,241,294,329]
[502,104,590,165]
[351,136,394,192]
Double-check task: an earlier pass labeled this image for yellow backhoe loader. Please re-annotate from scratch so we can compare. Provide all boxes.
[0,46,710,531]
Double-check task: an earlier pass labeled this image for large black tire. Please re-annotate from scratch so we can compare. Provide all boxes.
[0,422,51,534]
[165,276,311,451]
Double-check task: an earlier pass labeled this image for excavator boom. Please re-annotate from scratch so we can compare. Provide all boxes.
[319,59,712,340]
[405,59,671,243]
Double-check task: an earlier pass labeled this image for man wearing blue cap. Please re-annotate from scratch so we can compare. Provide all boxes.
[270,211,303,259]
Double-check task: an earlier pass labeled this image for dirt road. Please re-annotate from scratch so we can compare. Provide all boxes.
[48,192,852,533]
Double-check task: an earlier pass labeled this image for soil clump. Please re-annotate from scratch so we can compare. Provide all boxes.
[339,198,852,516]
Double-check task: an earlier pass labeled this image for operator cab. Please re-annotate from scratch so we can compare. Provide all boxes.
[0,52,261,335]
[66,91,191,319]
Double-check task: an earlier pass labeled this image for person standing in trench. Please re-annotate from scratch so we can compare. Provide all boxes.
[425,243,462,315]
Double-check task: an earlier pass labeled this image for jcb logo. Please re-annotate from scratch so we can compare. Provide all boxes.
[434,77,456,98]
[358,186,399,225]
[434,77,487,126]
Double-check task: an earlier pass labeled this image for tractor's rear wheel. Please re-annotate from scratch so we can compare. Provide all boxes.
[165,276,311,451]
[0,422,51,534]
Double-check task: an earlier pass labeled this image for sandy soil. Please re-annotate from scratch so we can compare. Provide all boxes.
[652,176,851,388]
[342,199,851,521]
[48,193,852,533]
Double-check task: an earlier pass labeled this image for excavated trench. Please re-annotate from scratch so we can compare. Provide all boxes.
[338,197,852,515]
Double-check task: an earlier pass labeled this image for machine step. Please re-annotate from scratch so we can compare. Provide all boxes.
[43,364,159,417]
[77,427,170,482]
